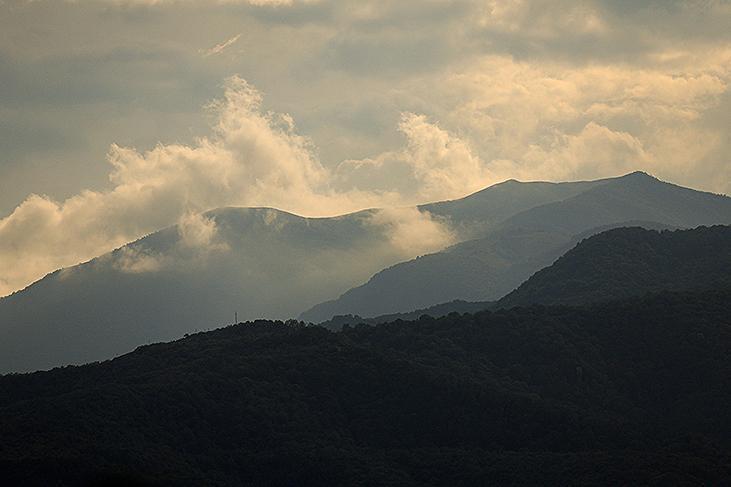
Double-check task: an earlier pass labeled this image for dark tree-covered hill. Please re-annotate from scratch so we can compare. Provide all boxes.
[1,289,730,485]
[318,299,494,331]
[499,225,731,308]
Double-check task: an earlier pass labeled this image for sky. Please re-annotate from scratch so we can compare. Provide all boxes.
[0,0,730,296]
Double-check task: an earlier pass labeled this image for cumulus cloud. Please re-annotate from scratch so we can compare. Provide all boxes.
[490,122,651,182]
[336,113,491,202]
[0,76,456,296]
[0,77,314,295]
[416,52,731,190]
[367,207,457,258]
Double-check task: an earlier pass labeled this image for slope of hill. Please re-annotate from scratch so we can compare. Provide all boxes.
[301,172,731,322]
[0,176,610,374]
[498,225,731,308]
[301,226,575,322]
[319,224,731,329]
[1,289,730,485]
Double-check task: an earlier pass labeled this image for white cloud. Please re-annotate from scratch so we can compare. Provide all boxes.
[336,113,491,203]
[367,207,457,259]
[0,76,456,297]
[490,122,651,182]
[177,212,226,250]
[415,52,731,190]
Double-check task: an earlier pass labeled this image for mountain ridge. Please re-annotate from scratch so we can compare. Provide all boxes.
[0,174,631,373]
[300,172,731,322]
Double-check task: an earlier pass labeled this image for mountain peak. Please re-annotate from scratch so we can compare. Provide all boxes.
[618,170,658,182]
[628,170,651,176]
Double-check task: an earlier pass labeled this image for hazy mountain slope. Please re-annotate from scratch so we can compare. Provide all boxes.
[499,225,731,308]
[0,176,621,374]
[0,207,420,373]
[319,224,731,329]
[301,172,731,322]
[2,290,730,485]
[302,227,574,321]
[502,171,731,234]
[421,178,603,237]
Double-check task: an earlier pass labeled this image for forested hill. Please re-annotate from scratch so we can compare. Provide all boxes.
[1,289,731,485]
[499,225,731,308]
[318,299,494,330]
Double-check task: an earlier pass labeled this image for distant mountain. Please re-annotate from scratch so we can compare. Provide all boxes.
[301,172,731,322]
[2,289,731,485]
[421,177,603,238]
[320,224,731,329]
[0,207,406,373]
[0,176,611,373]
[498,225,731,308]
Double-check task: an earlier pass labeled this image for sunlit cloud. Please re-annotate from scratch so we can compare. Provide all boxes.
[0,76,455,296]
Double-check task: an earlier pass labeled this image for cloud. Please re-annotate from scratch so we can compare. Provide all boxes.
[335,113,491,202]
[0,76,317,295]
[200,34,242,57]
[177,211,228,251]
[113,246,167,274]
[69,0,313,5]
[413,52,731,191]
[0,76,457,297]
[367,207,457,258]
[489,122,651,182]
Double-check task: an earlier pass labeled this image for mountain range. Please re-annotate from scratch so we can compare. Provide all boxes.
[2,171,731,373]
[301,172,731,322]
